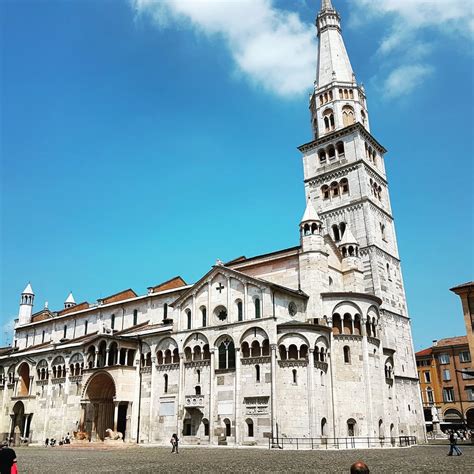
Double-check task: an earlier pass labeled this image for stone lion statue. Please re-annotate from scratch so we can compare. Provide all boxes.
[74,431,89,441]
[105,429,123,440]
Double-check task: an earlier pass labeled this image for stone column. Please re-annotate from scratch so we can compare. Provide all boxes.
[148,355,157,442]
[22,414,29,438]
[79,403,87,432]
[361,319,374,437]
[226,277,231,322]
[308,348,316,438]
[244,284,248,320]
[113,402,119,432]
[177,352,185,437]
[234,347,241,445]
[94,351,99,369]
[209,349,216,444]
[28,376,34,396]
[91,403,99,441]
[270,344,277,440]
[105,349,110,367]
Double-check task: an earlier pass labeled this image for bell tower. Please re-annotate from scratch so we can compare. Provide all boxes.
[299,0,416,379]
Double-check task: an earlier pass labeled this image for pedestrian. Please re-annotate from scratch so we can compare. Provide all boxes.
[45,438,49,447]
[447,430,462,456]
[350,461,369,473]
[0,440,17,474]
[170,433,179,454]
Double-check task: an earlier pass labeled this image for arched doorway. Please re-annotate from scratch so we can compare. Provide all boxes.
[17,363,30,396]
[83,372,116,441]
[10,401,31,445]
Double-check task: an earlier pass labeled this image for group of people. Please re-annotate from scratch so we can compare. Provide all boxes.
[44,433,72,447]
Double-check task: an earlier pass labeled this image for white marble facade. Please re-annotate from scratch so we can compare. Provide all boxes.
[0,0,425,447]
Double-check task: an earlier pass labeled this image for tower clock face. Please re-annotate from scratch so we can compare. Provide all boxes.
[288,302,297,317]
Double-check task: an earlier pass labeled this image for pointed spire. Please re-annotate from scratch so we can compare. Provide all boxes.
[339,227,358,247]
[22,282,34,295]
[65,292,76,304]
[301,197,321,224]
[321,0,334,11]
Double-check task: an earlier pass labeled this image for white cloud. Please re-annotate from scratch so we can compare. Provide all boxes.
[131,0,317,98]
[351,0,473,98]
[383,64,433,98]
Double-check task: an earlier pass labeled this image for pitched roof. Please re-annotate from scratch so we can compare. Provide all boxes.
[435,335,468,348]
[98,289,137,305]
[148,276,187,294]
[450,281,474,293]
[415,348,432,357]
[225,246,301,267]
[58,301,90,316]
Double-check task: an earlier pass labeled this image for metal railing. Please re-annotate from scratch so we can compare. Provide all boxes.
[268,436,417,450]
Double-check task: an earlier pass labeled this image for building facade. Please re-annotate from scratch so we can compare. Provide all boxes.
[0,0,425,447]
[416,336,474,432]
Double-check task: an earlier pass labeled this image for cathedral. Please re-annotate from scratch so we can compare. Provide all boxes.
[0,0,425,447]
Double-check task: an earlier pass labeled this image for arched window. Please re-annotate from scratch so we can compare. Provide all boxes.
[133,309,138,326]
[201,307,207,327]
[164,374,168,393]
[343,346,351,364]
[262,339,270,356]
[319,150,326,163]
[386,263,392,281]
[63,325,67,339]
[254,298,261,319]
[332,224,340,242]
[197,369,201,383]
[163,303,168,319]
[237,300,243,321]
[84,321,88,335]
[332,313,342,335]
[330,181,339,197]
[42,330,45,343]
[342,105,355,127]
[349,89,354,99]
[218,339,235,370]
[327,145,336,160]
[340,178,349,194]
[347,419,357,437]
[321,418,327,436]
[195,385,201,395]
[288,344,298,360]
[336,141,345,156]
[111,314,115,330]
[321,185,330,200]
[223,419,231,437]
[246,418,254,437]
[186,310,192,330]
[378,419,384,438]
[255,365,260,383]
[361,110,367,126]
[323,109,334,132]
[292,369,297,384]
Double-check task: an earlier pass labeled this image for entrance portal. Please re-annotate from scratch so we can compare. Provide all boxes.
[84,372,116,441]
[10,401,31,445]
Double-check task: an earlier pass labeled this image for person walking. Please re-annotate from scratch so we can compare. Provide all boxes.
[170,433,179,454]
[0,440,17,474]
[448,430,462,456]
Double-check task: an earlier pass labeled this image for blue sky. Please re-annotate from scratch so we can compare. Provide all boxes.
[1,0,473,350]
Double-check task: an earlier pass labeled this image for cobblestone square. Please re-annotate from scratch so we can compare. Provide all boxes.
[13,445,473,473]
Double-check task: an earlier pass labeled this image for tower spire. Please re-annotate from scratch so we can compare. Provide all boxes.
[321,0,334,11]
